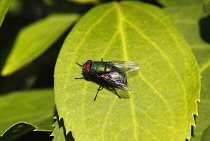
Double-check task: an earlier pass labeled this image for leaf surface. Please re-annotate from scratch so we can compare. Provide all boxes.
[0,123,35,141]
[54,1,200,140]
[0,0,14,26]
[51,119,75,141]
[165,5,210,141]
[1,14,79,76]
[51,121,66,141]
[68,0,99,4]
[158,0,201,6]
[203,0,210,13]
[0,89,54,136]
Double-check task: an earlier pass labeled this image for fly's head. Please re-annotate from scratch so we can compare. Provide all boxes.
[76,60,92,73]
[82,60,92,74]
[76,60,92,81]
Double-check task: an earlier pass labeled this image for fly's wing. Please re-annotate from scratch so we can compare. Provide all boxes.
[106,61,139,72]
[100,71,131,91]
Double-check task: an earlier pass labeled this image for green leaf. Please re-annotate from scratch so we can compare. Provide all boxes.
[1,13,79,76]
[165,5,208,46]
[67,0,99,4]
[165,5,210,141]
[54,1,200,140]
[0,89,54,137]
[51,121,66,141]
[201,125,210,141]
[0,0,14,26]
[158,0,201,6]
[0,123,35,141]
[203,0,210,13]
[51,119,75,141]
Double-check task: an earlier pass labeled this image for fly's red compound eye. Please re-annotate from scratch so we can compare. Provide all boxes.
[83,60,92,73]
[86,60,92,63]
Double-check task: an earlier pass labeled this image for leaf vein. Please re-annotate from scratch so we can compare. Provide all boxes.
[117,3,138,140]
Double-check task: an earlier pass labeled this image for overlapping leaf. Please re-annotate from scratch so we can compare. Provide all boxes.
[0,0,14,26]
[0,123,35,141]
[51,119,75,141]
[165,4,210,141]
[51,121,66,141]
[203,0,210,13]
[0,89,54,139]
[158,0,201,6]
[54,1,200,140]
[68,0,99,4]
[1,14,79,76]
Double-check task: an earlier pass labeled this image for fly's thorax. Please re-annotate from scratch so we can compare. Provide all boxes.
[91,62,112,73]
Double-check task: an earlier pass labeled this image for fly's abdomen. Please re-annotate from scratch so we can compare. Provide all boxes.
[91,62,112,73]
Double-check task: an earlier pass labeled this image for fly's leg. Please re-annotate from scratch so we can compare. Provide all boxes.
[94,85,104,101]
[75,77,84,79]
[112,88,121,99]
[75,62,84,79]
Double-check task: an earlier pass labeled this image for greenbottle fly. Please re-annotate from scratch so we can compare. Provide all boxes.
[76,59,139,101]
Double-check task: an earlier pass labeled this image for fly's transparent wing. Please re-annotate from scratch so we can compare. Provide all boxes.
[107,61,139,72]
[100,71,131,91]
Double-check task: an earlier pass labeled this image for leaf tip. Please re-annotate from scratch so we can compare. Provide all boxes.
[1,66,12,76]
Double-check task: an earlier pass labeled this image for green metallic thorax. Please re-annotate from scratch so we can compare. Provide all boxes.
[91,62,112,73]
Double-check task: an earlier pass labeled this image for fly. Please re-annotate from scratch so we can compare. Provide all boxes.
[76,59,139,101]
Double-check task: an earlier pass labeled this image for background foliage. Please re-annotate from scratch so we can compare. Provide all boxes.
[0,0,209,141]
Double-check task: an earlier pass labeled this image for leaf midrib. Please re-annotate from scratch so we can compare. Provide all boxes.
[117,3,139,140]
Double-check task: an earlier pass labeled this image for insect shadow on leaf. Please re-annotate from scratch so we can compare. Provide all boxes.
[75,71,121,101]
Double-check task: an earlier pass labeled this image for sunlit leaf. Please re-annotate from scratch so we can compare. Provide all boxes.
[54,1,200,140]
[0,0,14,26]
[1,14,79,76]
[51,119,75,141]
[0,89,54,137]
[165,4,210,141]
[67,0,99,4]
[51,121,66,141]
[158,0,201,6]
